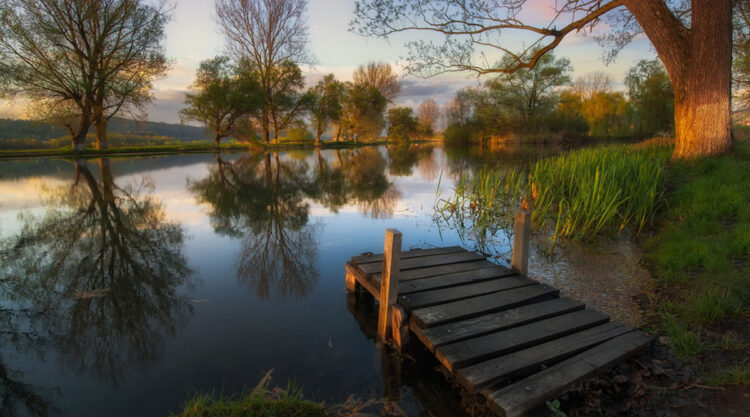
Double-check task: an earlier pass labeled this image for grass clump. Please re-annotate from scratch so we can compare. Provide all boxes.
[703,362,750,386]
[660,313,705,358]
[172,375,328,417]
[530,144,671,244]
[673,286,743,326]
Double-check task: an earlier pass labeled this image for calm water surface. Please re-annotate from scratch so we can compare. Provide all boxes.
[0,144,562,417]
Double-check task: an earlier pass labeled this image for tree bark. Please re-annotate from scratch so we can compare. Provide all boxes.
[262,110,270,144]
[214,133,223,148]
[626,0,733,158]
[72,107,92,152]
[95,117,107,150]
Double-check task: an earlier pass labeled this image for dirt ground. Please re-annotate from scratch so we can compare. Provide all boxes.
[515,235,750,417]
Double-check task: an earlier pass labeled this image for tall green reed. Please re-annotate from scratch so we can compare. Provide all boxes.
[531,145,670,245]
[434,144,670,251]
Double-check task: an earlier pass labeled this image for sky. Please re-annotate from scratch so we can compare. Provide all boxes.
[0,0,658,124]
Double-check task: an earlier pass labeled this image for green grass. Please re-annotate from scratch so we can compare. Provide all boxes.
[434,142,672,251]
[703,362,750,386]
[172,379,328,417]
[660,312,706,358]
[530,144,671,245]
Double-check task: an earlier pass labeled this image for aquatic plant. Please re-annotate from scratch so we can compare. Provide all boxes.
[434,143,671,251]
[530,144,671,245]
[433,167,525,255]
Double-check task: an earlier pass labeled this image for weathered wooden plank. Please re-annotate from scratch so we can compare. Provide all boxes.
[457,322,633,393]
[377,229,402,341]
[359,251,485,276]
[487,331,653,417]
[372,260,503,285]
[346,262,379,298]
[414,297,584,351]
[435,309,610,372]
[409,284,560,329]
[398,267,516,295]
[352,246,465,265]
[400,277,537,311]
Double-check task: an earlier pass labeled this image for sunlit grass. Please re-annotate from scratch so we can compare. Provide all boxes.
[434,143,671,251]
[530,144,671,245]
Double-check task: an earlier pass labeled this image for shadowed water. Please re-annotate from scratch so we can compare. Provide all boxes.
[0,143,632,416]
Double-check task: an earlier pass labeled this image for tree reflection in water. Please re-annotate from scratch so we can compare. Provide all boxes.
[190,148,407,299]
[333,148,401,219]
[190,153,320,300]
[1,158,192,394]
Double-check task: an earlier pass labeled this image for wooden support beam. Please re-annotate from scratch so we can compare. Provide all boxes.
[345,268,359,292]
[378,229,402,341]
[512,210,531,277]
[391,305,409,351]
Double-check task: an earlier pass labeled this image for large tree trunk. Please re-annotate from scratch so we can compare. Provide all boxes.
[626,0,733,158]
[95,117,107,150]
[262,110,270,144]
[673,0,732,158]
[214,133,222,148]
[72,108,92,152]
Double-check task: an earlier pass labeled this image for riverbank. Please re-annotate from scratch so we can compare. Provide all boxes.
[0,139,410,160]
[644,141,749,381]
[541,139,750,416]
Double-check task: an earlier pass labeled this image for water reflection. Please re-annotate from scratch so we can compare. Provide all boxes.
[189,148,408,299]
[189,153,320,300]
[337,148,400,219]
[1,159,192,389]
[0,308,56,417]
[345,292,472,417]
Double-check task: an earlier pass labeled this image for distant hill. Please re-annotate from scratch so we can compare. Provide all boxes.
[0,117,211,142]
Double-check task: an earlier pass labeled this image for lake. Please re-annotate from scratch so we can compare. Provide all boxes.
[0,143,600,417]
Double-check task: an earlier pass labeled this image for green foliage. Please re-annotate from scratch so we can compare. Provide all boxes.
[386,107,418,141]
[530,144,670,244]
[180,56,263,145]
[284,127,314,143]
[340,84,388,141]
[488,50,572,130]
[626,60,674,136]
[306,74,345,139]
[579,92,631,138]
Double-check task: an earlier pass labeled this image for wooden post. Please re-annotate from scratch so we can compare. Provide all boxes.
[512,210,531,277]
[391,304,409,351]
[345,268,358,292]
[377,228,402,341]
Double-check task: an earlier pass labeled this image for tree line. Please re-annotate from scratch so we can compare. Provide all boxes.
[441,53,674,146]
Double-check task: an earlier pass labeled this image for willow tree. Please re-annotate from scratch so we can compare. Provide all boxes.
[353,0,733,158]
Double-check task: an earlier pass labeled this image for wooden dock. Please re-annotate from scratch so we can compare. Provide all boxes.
[344,228,652,417]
